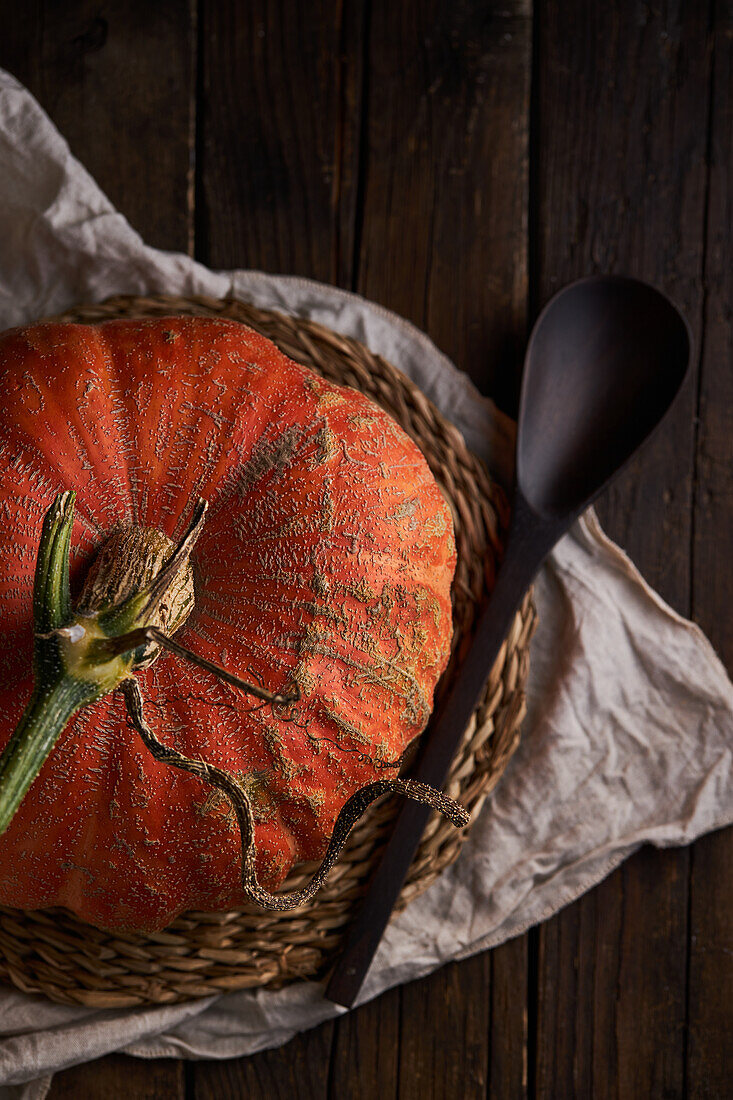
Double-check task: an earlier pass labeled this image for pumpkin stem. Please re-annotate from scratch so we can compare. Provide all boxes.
[0,677,94,836]
[140,498,207,619]
[122,678,468,913]
[0,491,101,835]
[0,492,298,837]
[96,498,207,639]
[33,489,75,636]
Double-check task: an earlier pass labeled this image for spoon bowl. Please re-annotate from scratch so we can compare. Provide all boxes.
[518,275,691,517]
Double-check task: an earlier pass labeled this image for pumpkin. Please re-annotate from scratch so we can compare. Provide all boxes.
[0,316,463,933]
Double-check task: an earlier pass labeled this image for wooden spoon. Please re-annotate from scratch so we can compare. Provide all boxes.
[326,274,691,1008]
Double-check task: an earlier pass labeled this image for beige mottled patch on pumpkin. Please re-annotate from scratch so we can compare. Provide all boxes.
[304,789,326,816]
[269,850,289,878]
[312,568,331,598]
[320,705,370,747]
[415,585,443,629]
[308,423,340,469]
[320,479,335,533]
[196,770,278,828]
[293,661,317,697]
[236,425,305,496]
[316,390,345,411]
[348,412,378,430]
[422,509,449,540]
[348,578,376,603]
[262,728,299,783]
[391,497,420,532]
[380,584,396,611]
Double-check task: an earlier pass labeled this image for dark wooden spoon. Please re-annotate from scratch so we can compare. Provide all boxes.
[326,275,691,1008]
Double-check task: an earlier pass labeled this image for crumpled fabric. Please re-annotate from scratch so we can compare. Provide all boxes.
[0,68,730,1097]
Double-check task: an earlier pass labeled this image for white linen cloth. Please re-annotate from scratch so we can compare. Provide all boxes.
[0,69,731,1097]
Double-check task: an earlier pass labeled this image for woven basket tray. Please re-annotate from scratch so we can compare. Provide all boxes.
[0,294,536,1007]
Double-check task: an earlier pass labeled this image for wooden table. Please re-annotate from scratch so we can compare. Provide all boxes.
[2,2,731,1096]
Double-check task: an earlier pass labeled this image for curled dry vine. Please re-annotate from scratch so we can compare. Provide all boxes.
[122,677,468,912]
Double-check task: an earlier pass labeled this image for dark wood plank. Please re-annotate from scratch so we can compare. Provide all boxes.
[356,0,532,405]
[686,828,733,1097]
[484,932,526,1095]
[196,0,364,284]
[327,986,400,1100]
[194,1024,334,1100]
[397,956,491,1099]
[489,937,528,1098]
[336,0,532,1092]
[536,877,625,1099]
[47,1052,184,1100]
[687,7,733,1096]
[535,892,592,1095]
[0,0,195,253]
[533,1,712,1095]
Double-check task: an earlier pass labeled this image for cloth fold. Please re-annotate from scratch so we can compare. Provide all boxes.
[0,69,731,1097]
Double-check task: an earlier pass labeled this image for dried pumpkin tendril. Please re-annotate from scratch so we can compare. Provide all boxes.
[121,677,468,912]
[0,490,467,909]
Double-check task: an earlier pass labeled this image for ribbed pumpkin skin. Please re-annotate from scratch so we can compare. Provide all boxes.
[0,317,455,933]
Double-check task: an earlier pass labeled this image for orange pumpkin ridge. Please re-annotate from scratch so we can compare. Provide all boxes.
[0,317,456,933]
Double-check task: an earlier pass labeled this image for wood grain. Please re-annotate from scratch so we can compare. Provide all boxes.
[687,6,733,1095]
[397,957,491,1098]
[357,0,532,406]
[193,1025,334,1100]
[0,0,195,253]
[489,937,528,1098]
[47,1053,184,1100]
[196,0,365,284]
[329,986,401,1099]
[532,1,712,1095]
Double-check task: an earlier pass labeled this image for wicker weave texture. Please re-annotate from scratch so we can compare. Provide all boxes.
[0,295,536,1006]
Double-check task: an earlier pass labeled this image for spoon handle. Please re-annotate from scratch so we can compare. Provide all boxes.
[325,492,561,1008]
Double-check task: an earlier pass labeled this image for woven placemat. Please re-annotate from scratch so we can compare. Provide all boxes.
[0,295,536,1007]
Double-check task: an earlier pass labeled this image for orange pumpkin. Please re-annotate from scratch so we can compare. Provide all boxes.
[0,317,459,933]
